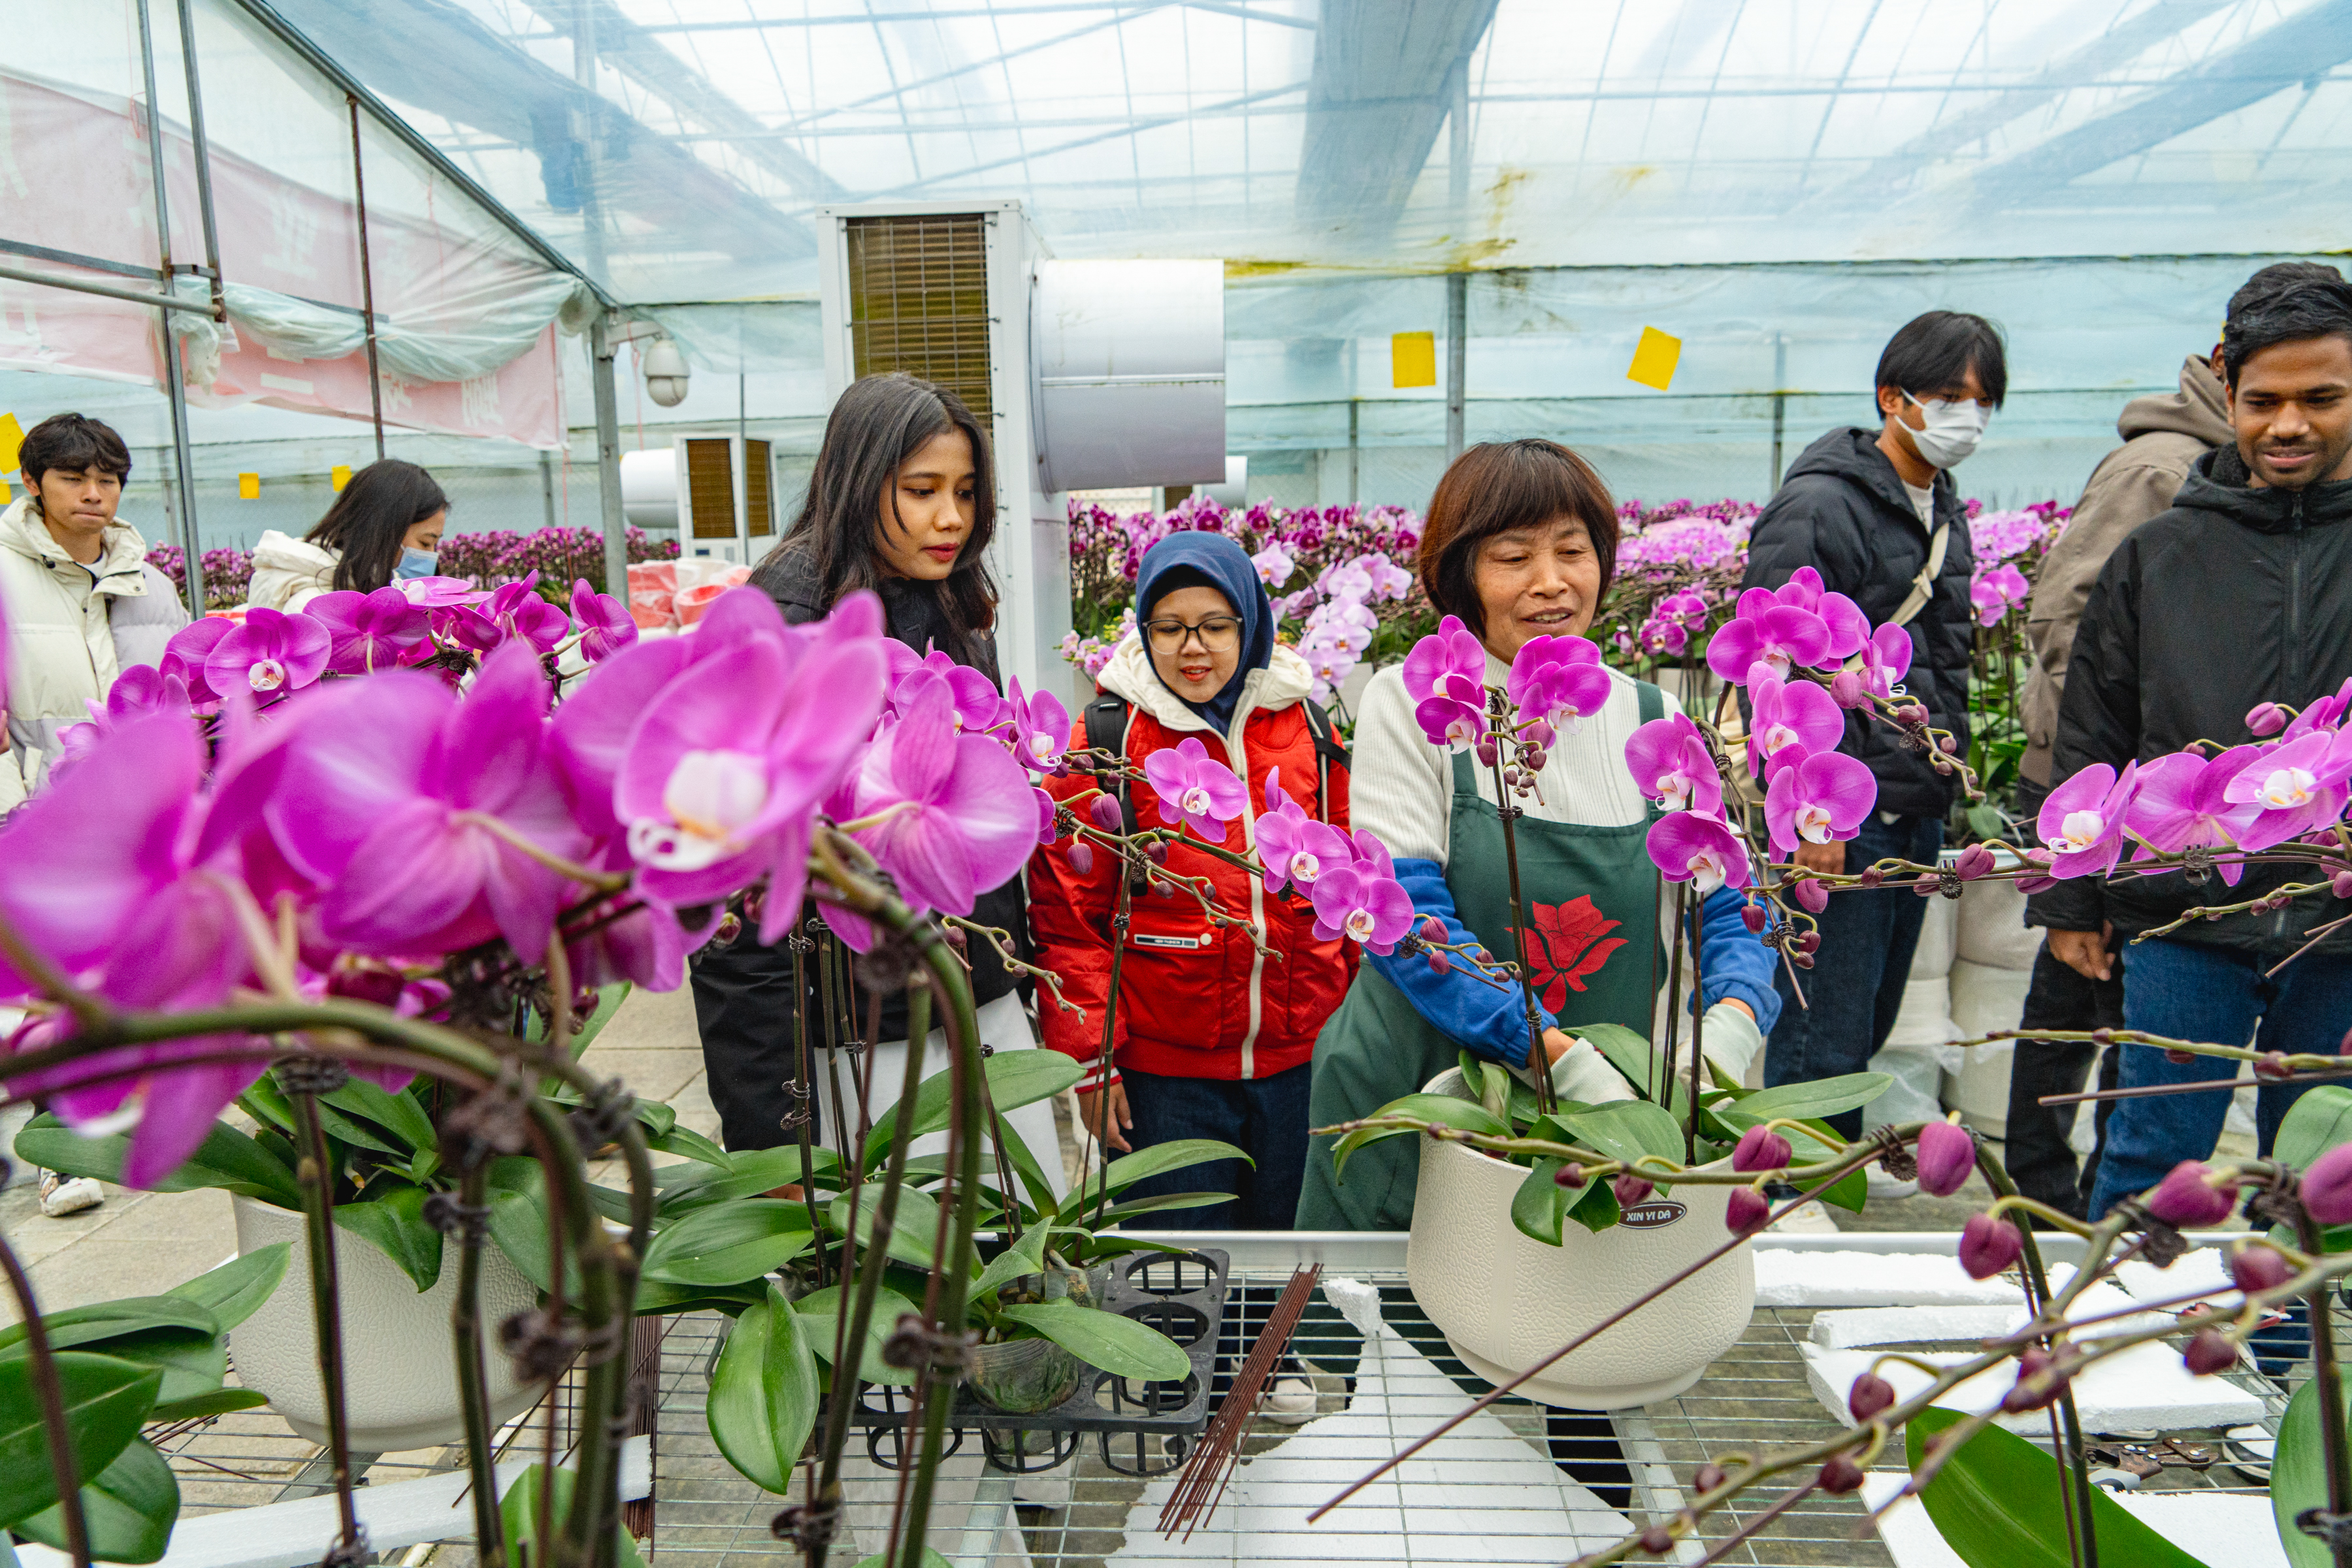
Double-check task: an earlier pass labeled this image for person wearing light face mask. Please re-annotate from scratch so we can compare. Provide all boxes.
[246,459,449,612]
[1738,312,2004,1203]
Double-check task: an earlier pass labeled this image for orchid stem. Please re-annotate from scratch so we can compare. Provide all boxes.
[0,1227,88,1567]
[290,1088,365,1554]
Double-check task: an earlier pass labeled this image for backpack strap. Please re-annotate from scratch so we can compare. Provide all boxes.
[1083,694,1149,888]
[1299,702,1350,824]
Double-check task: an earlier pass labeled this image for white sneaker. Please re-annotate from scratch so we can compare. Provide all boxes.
[1765,1198,1840,1235]
[1866,1168,1920,1201]
[1261,1375,1318,1426]
[38,1173,103,1217]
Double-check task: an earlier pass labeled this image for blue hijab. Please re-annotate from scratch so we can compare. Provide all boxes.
[1134,532,1275,734]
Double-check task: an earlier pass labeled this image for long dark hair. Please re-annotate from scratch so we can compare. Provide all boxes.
[755,372,998,657]
[307,459,448,593]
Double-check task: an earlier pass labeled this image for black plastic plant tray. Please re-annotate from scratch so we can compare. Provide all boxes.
[846,1247,1229,1476]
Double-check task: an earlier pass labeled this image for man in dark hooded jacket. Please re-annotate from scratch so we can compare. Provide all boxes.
[1740,312,2001,1142]
[2034,276,2352,1218]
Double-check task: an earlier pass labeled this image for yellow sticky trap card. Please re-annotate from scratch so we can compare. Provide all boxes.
[331,465,351,491]
[1627,327,1682,391]
[238,472,261,499]
[1392,331,1437,389]
[0,413,22,475]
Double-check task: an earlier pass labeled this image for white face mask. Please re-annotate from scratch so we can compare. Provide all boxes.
[1902,391,1991,469]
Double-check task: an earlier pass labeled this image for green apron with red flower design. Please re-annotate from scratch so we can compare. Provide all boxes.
[1296,681,1665,1231]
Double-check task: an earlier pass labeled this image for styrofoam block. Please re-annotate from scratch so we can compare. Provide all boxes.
[2113,1247,2236,1305]
[1756,1250,2023,1308]
[1954,879,2040,970]
[1861,1473,2289,1568]
[1809,1305,2023,1348]
[1802,1340,2263,1437]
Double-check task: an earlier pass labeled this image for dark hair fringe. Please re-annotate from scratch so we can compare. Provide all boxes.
[18,413,131,489]
[2228,261,2346,325]
[1874,310,2009,408]
[753,372,998,657]
[1416,439,1620,641]
[306,459,449,593]
[2222,277,2352,386]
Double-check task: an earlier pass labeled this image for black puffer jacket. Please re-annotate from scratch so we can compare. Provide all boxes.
[2026,447,2352,955]
[1740,429,1978,818]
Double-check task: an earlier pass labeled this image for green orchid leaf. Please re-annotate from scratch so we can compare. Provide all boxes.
[1565,1173,1622,1233]
[706,1284,817,1495]
[1569,1022,1686,1115]
[864,1051,1083,1168]
[1086,1190,1233,1226]
[793,1284,919,1388]
[972,1227,1053,1300]
[1722,1072,1892,1125]
[73,1330,224,1409]
[1511,1159,1570,1246]
[827,1186,938,1271]
[1330,1094,1508,1178]
[0,1352,162,1528]
[642,1200,814,1288]
[498,1462,646,1568]
[163,1245,287,1331]
[142,1388,270,1423]
[14,1114,302,1209]
[319,1075,439,1156]
[2272,1369,2349,1567]
[565,983,632,1060]
[643,1124,730,1168]
[1907,1406,2210,1568]
[1060,1139,1247,1221]
[12,1438,177,1563]
[332,1184,444,1292]
[0,1300,216,1360]
[2276,1086,2352,1172]
[1556,1101,1686,1169]
[997,1301,1189,1382]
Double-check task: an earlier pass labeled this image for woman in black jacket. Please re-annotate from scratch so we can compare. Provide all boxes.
[690,373,1057,1192]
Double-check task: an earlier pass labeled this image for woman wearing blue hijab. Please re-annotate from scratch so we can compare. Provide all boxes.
[1028,531,1354,1233]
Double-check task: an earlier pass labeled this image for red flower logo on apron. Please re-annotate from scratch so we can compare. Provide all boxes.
[1519,896,1627,1013]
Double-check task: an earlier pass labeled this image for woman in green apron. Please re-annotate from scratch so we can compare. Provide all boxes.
[1296,440,1784,1231]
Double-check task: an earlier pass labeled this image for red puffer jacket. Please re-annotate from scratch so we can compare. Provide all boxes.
[1028,640,1353,1089]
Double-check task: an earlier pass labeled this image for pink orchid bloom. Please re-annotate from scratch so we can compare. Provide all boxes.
[2125,747,2261,883]
[2280,677,2352,741]
[1859,623,1914,699]
[1766,567,1870,661]
[1506,634,1613,730]
[1763,751,1876,858]
[206,606,331,696]
[1647,809,1752,895]
[610,593,889,943]
[2036,762,2142,879]
[266,644,589,963]
[2221,730,2352,850]
[160,616,231,706]
[484,574,570,654]
[847,673,1037,918]
[1005,677,1070,773]
[1402,615,1488,709]
[1307,860,1414,955]
[888,649,1009,735]
[569,579,640,664]
[308,587,431,674]
[1969,563,2030,629]
[1746,673,1844,777]
[1706,588,1831,685]
[1142,735,1247,841]
[397,575,491,608]
[1250,544,1295,587]
[1253,768,1350,895]
[1624,712,1724,815]
[565,894,692,992]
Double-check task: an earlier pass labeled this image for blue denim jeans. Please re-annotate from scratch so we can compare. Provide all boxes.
[1765,813,1945,1139]
[2087,938,2352,1217]
[1119,1063,1312,1230]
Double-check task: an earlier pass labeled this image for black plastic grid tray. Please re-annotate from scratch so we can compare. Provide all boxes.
[845,1247,1230,1475]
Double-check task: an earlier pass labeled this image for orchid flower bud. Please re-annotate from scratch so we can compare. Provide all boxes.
[1068,842,1095,876]
[1613,1174,1654,1208]
[2304,1141,2352,1226]
[1521,745,1549,775]
[2227,1242,2293,1296]
[1847,1371,1896,1423]
[2164,1047,2197,1064]
[1638,1524,1674,1556]
[1526,719,1558,751]
[1147,841,1170,866]
[2182,1327,2239,1377]
[1797,930,1821,954]
[1953,843,1996,881]
[1914,1119,1976,1197]
[2334,870,2352,901]
[1474,735,1499,769]
[1088,794,1124,833]
[1829,670,1868,710]
[1733,1124,1791,1173]
[1855,866,1884,888]
[2145,1160,2238,1228]
[2247,701,2287,736]
[1419,914,1449,944]
[1693,1463,1727,1494]
[1958,1211,2023,1279]
[1818,1452,1867,1494]
[2254,1051,2294,1081]
[1428,950,1452,975]
[2001,1346,2066,1412]
[1740,901,1766,934]
[1726,1185,1771,1235]
[1794,878,1829,914]
[1553,1161,1588,1188]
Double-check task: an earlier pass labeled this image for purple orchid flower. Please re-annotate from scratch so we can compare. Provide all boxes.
[159,616,231,707]
[308,587,430,674]
[2036,762,2142,879]
[569,579,639,664]
[1624,712,1724,815]
[1505,634,1613,730]
[847,672,1037,918]
[2280,677,2352,741]
[1401,615,1490,747]
[53,666,193,774]
[2222,730,2352,850]
[1255,767,1352,894]
[1647,809,1752,894]
[432,603,506,655]
[1142,735,1247,841]
[1970,562,2031,629]
[1308,859,1414,955]
[1859,623,1913,699]
[1766,567,1870,661]
[1706,588,1831,685]
[566,894,691,992]
[889,649,1009,735]
[1764,751,1876,858]
[2124,748,2261,883]
[1005,677,1070,772]
[397,575,491,608]
[1746,673,1844,777]
[484,574,570,654]
[205,606,331,696]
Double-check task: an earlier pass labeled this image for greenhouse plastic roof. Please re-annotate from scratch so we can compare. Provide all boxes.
[246,0,2352,304]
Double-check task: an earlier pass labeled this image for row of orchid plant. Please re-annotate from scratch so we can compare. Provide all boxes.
[1311,564,2352,1568]
[143,527,680,614]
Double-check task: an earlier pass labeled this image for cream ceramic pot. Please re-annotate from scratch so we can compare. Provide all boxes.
[1405,1069,1756,1409]
[231,1196,542,1452]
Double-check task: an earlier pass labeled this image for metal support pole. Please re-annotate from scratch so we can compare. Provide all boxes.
[541,449,558,531]
[1445,272,1467,464]
[1769,333,1788,491]
[1348,399,1360,506]
[1445,52,1470,466]
[173,0,225,319]
[347,95,385,461]
[591,314,628,596]
[136,0,204,616]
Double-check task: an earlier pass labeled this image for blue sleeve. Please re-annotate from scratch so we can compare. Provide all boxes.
[1365,858,1555,1068]
[1693,887,1783,1034]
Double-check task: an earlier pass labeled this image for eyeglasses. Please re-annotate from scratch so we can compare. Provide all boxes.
[1145,616,1243,653]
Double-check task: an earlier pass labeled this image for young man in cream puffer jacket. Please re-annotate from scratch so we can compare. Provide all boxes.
[0,414,189,813]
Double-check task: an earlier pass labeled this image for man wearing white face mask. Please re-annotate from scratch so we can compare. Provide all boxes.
[1740,312,2005,1188]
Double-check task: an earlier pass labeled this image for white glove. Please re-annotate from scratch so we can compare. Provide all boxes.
[1545,1037,1640,1106]
[1695,1000,1765,1090]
